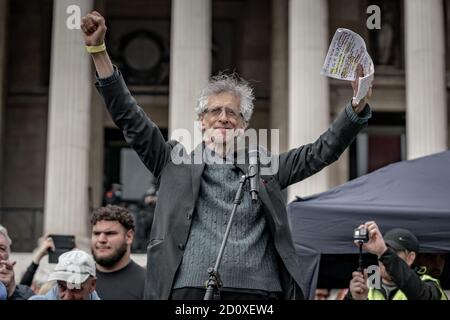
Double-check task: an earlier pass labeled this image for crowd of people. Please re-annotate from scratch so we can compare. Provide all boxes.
[1,218,447,300]
[1,205,146,300]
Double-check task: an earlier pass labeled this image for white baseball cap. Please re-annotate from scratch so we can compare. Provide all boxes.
[48,250,96,285]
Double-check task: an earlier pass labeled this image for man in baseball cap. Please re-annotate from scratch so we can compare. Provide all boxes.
[347,221,447,300]
[30,250,100,300]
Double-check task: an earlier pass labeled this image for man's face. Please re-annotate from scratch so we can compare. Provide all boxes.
[57,278,96,300]
[91,220,132,268]
[0,234,9,261]
[200,91,246,145]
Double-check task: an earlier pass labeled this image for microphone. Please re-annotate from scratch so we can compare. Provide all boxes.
[248,147,259,203]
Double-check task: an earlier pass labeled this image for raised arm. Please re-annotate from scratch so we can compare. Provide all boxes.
[277,64,372,189]
[81,11,172,179]
[81,11,113,78]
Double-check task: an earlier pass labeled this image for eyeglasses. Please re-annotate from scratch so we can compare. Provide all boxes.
[204,106,243,121]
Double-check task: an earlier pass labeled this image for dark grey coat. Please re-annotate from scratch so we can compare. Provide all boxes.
[96,70,370,300]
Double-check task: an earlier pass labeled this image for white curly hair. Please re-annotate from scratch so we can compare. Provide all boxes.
[196,73,255,123]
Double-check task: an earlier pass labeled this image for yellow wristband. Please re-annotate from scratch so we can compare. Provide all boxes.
[86,42,106,54]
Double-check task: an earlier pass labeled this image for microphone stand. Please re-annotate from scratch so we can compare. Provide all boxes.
[204,173,251,300]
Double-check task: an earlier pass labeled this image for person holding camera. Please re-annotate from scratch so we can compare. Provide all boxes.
[348,221,447,300]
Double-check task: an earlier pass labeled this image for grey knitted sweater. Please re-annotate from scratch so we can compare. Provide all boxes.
[173,156,282,292]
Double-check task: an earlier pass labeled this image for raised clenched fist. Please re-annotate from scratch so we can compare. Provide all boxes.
[81,11,107,47]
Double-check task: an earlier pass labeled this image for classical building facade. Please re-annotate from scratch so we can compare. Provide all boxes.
[0,0,449,252]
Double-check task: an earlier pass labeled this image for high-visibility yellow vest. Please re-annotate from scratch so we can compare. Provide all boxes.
[368,274,448,300]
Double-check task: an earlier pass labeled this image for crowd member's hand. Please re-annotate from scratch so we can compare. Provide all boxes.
[349,270,368,300]
[355,221,387,258]
[81,11,107,46]
[351,64,372,114]
[32,234,55,265]
[0,260,16,297]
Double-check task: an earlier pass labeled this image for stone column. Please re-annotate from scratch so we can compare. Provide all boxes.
[270,0,288,153]
[405,0,447,159]
[288,0,330,201]
[89,87,104,211]
[89,0,106,211]
[0,0,8,205]
[169,0,211,152]
[44,0,93,238]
